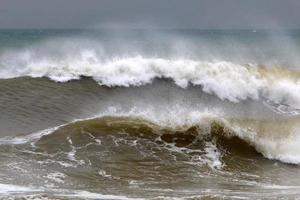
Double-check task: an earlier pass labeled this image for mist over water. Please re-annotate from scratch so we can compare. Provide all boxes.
[1,29,300,199]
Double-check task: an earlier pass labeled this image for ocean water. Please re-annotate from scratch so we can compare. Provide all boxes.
[1,29,300,199]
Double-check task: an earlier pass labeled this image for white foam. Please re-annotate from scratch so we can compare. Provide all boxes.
[267,79,300,108]
[0,183,40,195]
[57,190,143,200]
[0,183,141,199]
[2,50,300,109]
[0,54,265,102]
[45,172,65,183]
[0,125,61,145]
[204,142,223,169]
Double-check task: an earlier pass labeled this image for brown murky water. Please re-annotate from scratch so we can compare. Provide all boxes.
[1,29,300,199]
[0,78,300,199]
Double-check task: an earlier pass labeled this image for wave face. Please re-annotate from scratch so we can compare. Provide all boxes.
[1,29,300,199]
[2,115,300,199]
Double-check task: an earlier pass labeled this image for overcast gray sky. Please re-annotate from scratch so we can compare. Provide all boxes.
[0,0,300,29]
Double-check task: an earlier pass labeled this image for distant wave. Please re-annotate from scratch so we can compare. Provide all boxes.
[1,54,300,107]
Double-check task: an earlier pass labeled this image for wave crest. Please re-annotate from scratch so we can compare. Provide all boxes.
[2,53,300,107]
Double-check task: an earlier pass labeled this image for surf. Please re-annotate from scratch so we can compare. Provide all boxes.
[2,29,300,199]
[1,52,300,107]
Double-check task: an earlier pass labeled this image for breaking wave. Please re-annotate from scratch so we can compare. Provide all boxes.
[1,54,300,107]
[43,114,300,164]
[3,110,300,165]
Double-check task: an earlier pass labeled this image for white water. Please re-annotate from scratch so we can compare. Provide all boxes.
[0,183,139,199]
[1,51,300,108]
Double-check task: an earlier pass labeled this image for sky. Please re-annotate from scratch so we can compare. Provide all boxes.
[0,0,300,29]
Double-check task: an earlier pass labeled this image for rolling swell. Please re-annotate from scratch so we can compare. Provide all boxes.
[35,116,259,157]
[7,113,300,165]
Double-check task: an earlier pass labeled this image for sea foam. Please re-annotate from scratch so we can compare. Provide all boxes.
[1,52,300,108]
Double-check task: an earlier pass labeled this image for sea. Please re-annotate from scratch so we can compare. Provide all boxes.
[0,29,300,199]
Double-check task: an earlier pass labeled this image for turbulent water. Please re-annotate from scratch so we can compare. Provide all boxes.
[1,29,300,199]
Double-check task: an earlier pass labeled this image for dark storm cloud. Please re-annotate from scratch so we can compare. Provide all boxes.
[0,0,300,29]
